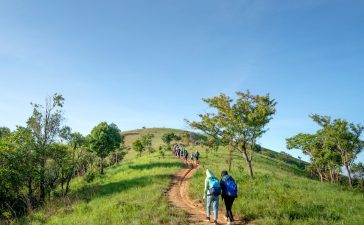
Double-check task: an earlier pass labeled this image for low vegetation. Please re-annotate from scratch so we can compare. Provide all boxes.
[189,147,364,225]
[16,153,188,225]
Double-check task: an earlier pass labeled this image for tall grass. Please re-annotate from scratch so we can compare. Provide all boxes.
[17,154,189,225]
[189,147,364,225]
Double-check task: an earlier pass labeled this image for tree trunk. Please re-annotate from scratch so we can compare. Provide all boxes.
[228,146,232,172]
[61,171,64,197]
[329,168,335,184]
[345,163,353,188]
[27,177,33,211]
[246,159,254,178]
[100,158,104,174]
[242,148,254,178]
[39,159,46,204]
[65,174,72,195]
[317,168,324,182]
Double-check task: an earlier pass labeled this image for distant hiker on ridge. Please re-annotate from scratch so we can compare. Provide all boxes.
[183,149,189,162]
[204,169,221,225]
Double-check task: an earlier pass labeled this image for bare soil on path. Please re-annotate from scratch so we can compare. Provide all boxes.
[167,162,248,225]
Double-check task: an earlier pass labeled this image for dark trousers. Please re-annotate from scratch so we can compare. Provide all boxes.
[224,196,235,221]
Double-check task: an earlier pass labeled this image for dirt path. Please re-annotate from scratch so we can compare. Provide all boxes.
[167,162,246,225]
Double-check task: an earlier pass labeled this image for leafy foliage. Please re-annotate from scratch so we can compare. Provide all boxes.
[287,114,364,187]
[88,122,122,174]
[187,90,276,178]
[0,94,125,221]
[161,132,180,146]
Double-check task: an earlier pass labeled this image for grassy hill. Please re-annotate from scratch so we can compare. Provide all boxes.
[17,152,189,225]
[122,127,205,148]
[17,128,364,225]
[189,146,364,225]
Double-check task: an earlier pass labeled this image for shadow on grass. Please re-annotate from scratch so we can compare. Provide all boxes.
[128,162,182,170]
[73,174,171,203]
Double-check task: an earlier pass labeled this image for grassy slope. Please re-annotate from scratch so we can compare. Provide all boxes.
[19,153,189,225]
[189,146,364,225]
[18,128,364,225]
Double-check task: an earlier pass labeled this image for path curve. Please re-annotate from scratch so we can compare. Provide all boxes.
[167,162,247,225]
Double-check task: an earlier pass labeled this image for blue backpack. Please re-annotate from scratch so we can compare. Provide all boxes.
[208,177,221,196]
[225,176,238,197]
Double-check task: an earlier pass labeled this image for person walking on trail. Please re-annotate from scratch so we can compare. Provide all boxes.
[184,149,189,162]
[177,147,181,159]
[204,169,221,225]
[220,171,238,225]
[195,150,200,163]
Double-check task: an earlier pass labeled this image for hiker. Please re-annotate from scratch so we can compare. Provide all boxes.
[220,171,238,225]
[195,150,200,163]
[203,169,221,225]
[184,149,189,162]
[177,147,181,159]
[190,152,195,161]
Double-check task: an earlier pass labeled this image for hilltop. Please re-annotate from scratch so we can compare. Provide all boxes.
[122,127,205,148]
[122,128,307,169]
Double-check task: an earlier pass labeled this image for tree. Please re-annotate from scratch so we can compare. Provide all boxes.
[88,122,122,174]
[0,127,10,139]
[287,114,364,187]
[187,91,276,178]
[0,126,35,216]
[59,127,88,196]
[287,133,329,182]
[161,132,179,146]
[181,132,191,146]
[140,133,154,153]
[326,118,364,188]
[132,139,144,157]
[352,163,364,189]
[26,93,65,204]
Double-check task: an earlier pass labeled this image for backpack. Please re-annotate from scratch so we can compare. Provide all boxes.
[208,177,221,196]
[225,176,238,197]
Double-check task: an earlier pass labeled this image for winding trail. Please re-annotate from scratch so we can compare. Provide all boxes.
[167,162,246,225]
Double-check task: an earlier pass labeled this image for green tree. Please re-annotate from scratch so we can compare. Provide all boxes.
[59,127,88,196]
[108,135,127,165]
[132,139,144,157]
[325,118,364,188]
[140,133,154,153]
[287,114,364,187]
[181,132,191,146]
[287,133,328,182]
[187,91,276,178]
[26,93,65,204]
[161,132,178,146]
[0,127,10,139]
[0,126,35,217]
[352,163,364,189]
[88,122,122,174]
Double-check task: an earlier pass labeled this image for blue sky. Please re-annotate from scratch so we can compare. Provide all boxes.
[1,0,363,161]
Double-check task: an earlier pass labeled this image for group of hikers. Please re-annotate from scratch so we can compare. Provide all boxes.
[172,144,200,163]
[171,144,237,225]
[204,169,237,225]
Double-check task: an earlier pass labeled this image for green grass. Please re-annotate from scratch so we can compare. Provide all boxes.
[189,147,364,225]
[17,153,189,225]
[15,128,364,225]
